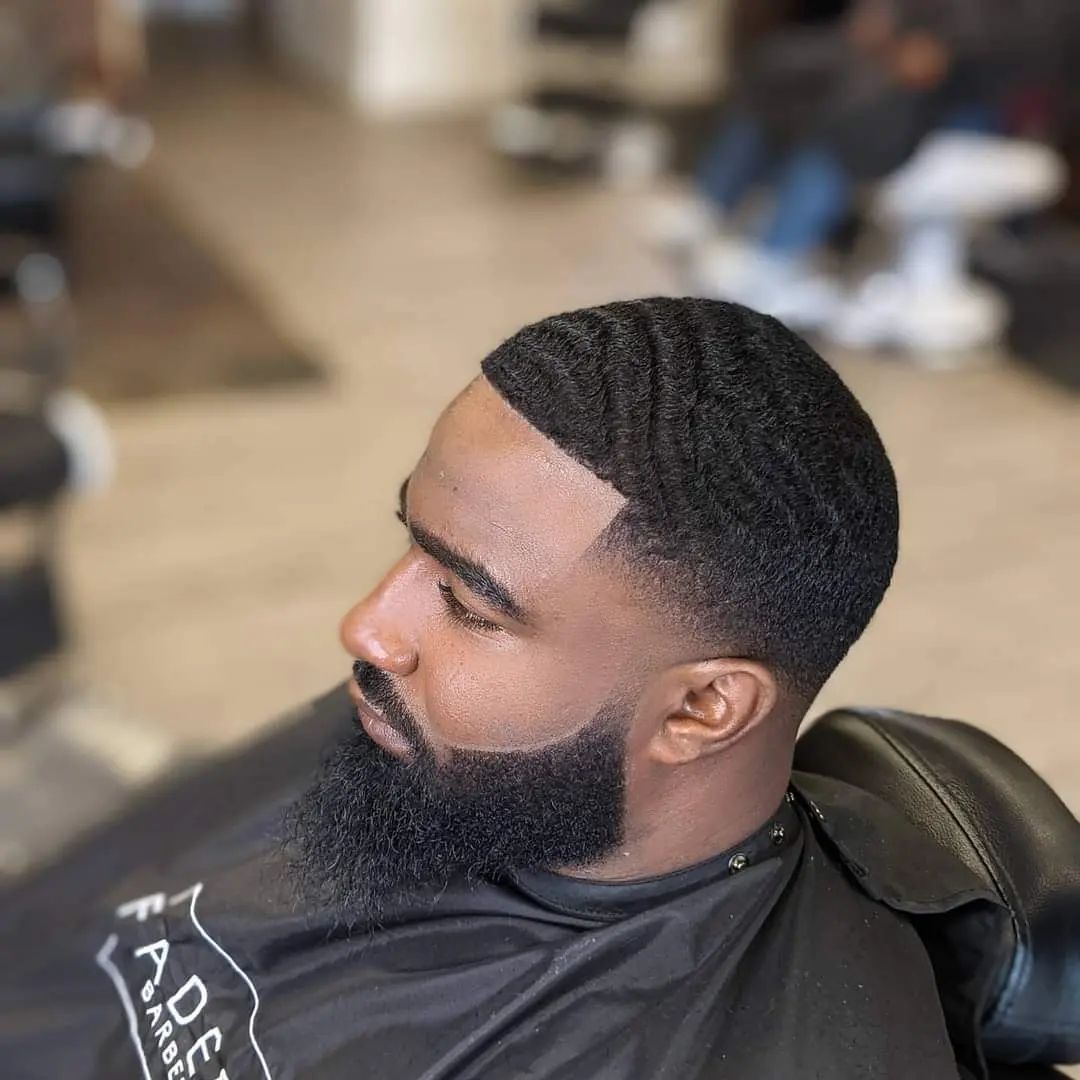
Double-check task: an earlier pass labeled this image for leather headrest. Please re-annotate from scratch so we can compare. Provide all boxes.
[794,708,1080,1066]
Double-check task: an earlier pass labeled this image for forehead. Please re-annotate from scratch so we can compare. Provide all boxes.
[410,378,626,603]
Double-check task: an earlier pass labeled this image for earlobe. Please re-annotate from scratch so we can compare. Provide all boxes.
[647,661,778,767]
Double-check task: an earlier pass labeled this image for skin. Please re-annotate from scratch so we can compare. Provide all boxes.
[340,377,801,882]
[848,1,951,91]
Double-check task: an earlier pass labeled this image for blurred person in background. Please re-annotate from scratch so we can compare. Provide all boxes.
[0,0,145,116]
[653,0,1075,334]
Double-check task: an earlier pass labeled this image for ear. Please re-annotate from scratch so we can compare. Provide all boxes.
[646,659,779,767]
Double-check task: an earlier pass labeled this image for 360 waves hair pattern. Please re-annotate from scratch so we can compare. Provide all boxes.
[482,297,899,696]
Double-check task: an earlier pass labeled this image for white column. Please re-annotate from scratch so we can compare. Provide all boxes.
[357,0,526,118]
[267,0,365,105]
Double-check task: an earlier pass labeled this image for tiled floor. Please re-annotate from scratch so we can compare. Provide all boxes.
[51,57,1079,822]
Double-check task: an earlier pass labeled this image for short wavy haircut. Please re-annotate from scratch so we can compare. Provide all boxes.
[482,297,898,697]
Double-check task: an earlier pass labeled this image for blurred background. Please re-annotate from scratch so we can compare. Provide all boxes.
[1,0,1078,883]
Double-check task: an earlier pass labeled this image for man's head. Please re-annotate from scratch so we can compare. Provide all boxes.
[286,298,898,920]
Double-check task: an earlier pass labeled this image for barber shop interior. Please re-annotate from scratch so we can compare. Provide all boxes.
[2,2,1078,1078]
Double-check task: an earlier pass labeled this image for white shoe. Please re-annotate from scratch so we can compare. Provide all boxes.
[756,267,842,332]
[603,120,671,190]
[692,239,841,332]
[45,390,115,495]
[641,189,721,253]
[489,104,551,159]
[829,271,1007,354]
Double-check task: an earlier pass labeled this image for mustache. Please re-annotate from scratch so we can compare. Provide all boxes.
[352,659,423,744]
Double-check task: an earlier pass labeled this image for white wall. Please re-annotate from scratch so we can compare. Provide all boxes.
[357,0,525,118]
[265,0,723,119]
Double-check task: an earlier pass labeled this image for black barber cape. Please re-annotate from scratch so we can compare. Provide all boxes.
[1,686,1002,1080]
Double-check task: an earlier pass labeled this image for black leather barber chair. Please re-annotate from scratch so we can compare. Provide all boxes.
[0,152,67,260]
[534,0,651,43]
[0,101,72,276]
[0,415,68,677]
[491,0,658,173]
[2,689,1077,1077]
[0,258,71,728]
[0,99,151,285]
[795,708,1080,1079]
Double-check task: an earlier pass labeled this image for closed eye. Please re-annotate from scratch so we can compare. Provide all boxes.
[437,581,502,634]
[397,505,503,634]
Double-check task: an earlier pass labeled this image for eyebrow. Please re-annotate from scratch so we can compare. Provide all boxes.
[398,478,530,625]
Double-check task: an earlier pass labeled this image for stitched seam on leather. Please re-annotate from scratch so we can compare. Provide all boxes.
[858,712,1030,1024]
[859,713,1019,905]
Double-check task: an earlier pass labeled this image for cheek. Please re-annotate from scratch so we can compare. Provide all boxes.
[413,635,613,753]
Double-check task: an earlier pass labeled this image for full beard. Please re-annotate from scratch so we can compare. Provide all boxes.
[281,664,628,925]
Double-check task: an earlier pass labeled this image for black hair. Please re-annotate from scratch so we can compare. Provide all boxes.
[481,297,898,698]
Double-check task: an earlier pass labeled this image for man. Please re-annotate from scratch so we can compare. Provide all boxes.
[2,298,995,1078]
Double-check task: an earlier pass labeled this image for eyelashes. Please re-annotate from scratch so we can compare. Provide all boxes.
[437,581,502,634]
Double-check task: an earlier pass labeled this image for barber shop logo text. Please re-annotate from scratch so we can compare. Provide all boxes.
[95,883,273,1080]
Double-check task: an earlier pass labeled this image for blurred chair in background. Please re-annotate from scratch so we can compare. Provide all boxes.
[831,131,1064,355]
[0,0,146,736]
[491,0,720,184]
[0,256,72,735]
[490,0,654,172]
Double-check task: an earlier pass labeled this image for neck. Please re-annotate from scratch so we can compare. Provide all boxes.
[564,736,794,883]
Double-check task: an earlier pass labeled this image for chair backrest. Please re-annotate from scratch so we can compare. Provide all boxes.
[794,708,1080,1067]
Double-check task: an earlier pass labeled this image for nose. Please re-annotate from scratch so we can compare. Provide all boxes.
[339,554,419,676]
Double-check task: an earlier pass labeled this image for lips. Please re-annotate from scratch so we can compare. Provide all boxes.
[348,678,386,722]
[347,679,413,758]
